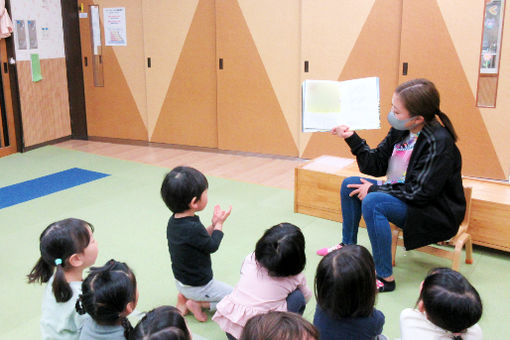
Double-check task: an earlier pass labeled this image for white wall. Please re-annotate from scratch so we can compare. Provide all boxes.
[10,0,65,61]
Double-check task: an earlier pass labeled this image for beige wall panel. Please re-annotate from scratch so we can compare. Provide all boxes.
[150,0,217,148]
[18,59,71,147]
[300,0,375,155]
[216,0,298,156]
[301,0,375,80]
[438,1,484,94]
[142,0,198,137]
[80,0,147,141]
[95,0,148,129]
[439,1,510,176]
[400,0,505,179]
[301,0,401,159]
[238,0,301,147]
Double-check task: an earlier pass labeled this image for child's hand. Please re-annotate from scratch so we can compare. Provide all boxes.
[212,204,232,229]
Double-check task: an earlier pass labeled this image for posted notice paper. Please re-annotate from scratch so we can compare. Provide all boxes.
[302,77,380,132]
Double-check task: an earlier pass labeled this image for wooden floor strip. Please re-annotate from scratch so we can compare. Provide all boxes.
[55,140,307,190]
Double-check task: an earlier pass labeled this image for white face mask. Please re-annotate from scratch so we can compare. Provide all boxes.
[387,110,416,131]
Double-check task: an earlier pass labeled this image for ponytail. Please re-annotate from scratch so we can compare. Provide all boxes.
[28,256,74,302]
[27,218,94,302]
[27,257,53,284]
[75,295,86,315]
[52,261,73,302]
[121,317,134,339]
[437,110,458,142]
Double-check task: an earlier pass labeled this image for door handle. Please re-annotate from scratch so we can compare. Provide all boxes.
[402,62,408,76]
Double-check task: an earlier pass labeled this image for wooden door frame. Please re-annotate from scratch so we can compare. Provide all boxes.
[4,0,23,152]
[61,0,87,139]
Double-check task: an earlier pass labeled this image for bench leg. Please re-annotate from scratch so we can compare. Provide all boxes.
[465,234,473,265]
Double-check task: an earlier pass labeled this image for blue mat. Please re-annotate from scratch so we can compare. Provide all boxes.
[0,167,110,209]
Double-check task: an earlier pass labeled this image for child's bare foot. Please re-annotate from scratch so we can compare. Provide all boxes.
[186,300,208,322]
[176,293,188,316]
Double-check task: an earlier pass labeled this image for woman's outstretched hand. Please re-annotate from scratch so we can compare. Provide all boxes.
[347,178,373,200]
[331,125,354,139]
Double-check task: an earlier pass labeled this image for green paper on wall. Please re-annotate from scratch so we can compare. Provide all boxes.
[30,53,43,82]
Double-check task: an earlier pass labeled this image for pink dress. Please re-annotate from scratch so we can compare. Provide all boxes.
[212,253,313,339]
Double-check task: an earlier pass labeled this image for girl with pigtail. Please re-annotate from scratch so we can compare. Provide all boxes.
[76,259,139,340]
[27,218,98,340]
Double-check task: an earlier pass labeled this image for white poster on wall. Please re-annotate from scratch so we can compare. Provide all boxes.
[104,7,127,46]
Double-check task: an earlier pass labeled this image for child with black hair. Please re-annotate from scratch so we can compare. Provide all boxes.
[400,267,483,340]
[129,306,191,340]
[161,166,233,322]
[27,218,98,340]
[240,311,319,340]
[76,259,139,340]
[313,245,386,340]
[213,223,313,340]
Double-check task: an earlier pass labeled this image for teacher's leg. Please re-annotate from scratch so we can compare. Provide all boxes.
[341,176,378,244]
[362,192,407,280]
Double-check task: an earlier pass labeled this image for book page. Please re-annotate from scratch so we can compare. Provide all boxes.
[302,77,380,132]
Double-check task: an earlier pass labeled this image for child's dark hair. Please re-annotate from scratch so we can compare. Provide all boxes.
[129,306,191,340]
[255,223,306,277]
[315,245,377,318]
[76,259,138,339]
[239,311,319,340]
[418,267,482,339]
[160,166,208,213]
[27,218,94,303]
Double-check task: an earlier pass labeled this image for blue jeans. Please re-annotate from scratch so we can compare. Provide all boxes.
[341,176,407,278]
[286,289,306,315]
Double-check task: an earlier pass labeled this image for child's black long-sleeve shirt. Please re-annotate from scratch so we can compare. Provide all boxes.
[166,215,223,286]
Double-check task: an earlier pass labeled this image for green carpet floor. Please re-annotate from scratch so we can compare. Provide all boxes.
[1,146,508,339]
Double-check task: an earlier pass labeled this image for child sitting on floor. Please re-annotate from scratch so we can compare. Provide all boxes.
[130,305,191,340]
[213,223,313,340]
[76,259,139,340]
[240,311,319,340]
[161,166,233,322]
[27,218,98,340]
[400,267,482,340]
[313,245,387,340]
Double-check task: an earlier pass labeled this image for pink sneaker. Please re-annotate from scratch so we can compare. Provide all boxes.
[316,243,344,256]
[376,279,384,290]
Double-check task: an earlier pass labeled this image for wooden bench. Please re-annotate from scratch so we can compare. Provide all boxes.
[294,155,510,252]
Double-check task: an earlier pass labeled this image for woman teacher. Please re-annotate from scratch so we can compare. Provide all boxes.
[317,78,466,292]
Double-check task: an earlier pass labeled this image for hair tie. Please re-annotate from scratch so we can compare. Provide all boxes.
[54,258,63,266]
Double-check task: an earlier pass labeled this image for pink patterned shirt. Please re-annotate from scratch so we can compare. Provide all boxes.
[385,132,419,184]
[212,253,312,339]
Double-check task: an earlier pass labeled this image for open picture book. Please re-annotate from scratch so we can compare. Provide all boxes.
[302,77,381,132]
